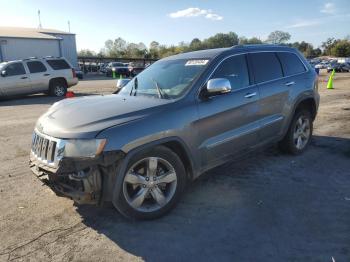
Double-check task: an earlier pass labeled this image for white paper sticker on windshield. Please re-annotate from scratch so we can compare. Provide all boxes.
[185,59,209,66]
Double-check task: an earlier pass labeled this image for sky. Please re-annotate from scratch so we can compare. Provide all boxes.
[1,0,349,52]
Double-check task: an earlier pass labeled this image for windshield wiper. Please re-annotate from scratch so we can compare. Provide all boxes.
[150,78,168,99]
[129,77,138,96]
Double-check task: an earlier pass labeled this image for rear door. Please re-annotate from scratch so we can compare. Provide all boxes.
[197,54,260,167]
[26,61,50,92]
[249,52,289,143]
[0,62,31,96]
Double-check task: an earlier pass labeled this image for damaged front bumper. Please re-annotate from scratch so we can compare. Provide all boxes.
[29,151,125,205]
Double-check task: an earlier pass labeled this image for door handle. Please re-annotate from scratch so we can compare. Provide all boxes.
[244,92,257,98]
[285,81,295,86]
[43,73,50,76]
[21,76,28,79]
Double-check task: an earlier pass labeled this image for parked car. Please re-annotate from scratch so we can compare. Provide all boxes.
[75,69,84,80]
[0,57,78,97]
[30,45,319,219]
[327,63,350,73]
[105,62,130,77]
[99,63,108,74]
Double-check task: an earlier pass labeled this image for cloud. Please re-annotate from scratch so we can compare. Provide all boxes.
[286,19,321,28]
[320,2,336,14]
[169,7,223,21]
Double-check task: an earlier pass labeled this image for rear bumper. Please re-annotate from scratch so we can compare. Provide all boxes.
[29,151,125,204]
[67,77,79,88]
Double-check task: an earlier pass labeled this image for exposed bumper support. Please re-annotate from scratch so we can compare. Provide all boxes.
[29,151,125,204]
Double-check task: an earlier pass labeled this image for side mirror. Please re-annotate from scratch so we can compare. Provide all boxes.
[114,78,130,94]
[1,70,7,77]
[205,78,231,97]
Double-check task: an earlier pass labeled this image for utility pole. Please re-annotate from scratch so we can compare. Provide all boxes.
[38,10,42,28]
[68,20,71,32]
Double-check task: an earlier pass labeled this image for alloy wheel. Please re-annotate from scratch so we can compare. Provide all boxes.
[293,115,311,150]
[123,157,177,212]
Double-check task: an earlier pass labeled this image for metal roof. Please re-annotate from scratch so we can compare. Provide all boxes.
[0,27,74,40]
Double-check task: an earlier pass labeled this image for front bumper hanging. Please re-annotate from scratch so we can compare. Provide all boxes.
[29,151,125,204]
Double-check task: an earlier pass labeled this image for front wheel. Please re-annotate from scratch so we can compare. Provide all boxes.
[278,109,313,154]
[113,146,187,220]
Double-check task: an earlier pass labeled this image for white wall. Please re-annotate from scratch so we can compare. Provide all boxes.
[0,38,60,61]
[52,34,78,68]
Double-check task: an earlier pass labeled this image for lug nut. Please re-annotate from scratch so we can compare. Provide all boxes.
[153,177,156,181]
[143,184,146,188]
[145,177,149,181]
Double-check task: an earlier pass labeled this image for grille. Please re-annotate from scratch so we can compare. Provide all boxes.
[31,132,57,163]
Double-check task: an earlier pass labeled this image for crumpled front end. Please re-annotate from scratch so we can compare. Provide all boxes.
[29,130,124,204]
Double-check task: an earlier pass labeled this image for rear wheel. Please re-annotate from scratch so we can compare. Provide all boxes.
[49,79,67,97]
[113,146,187,220]
[279,109,313,154]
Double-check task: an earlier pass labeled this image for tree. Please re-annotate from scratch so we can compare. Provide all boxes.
[321,37,338,55]
[266,31,291,44]
[330,40,350,57]
[78,49,96,57]
[203,32,239,49]
[239,36,263,45]
[189,38,202,50]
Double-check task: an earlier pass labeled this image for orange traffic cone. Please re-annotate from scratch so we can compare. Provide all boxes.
[65,91,75,98]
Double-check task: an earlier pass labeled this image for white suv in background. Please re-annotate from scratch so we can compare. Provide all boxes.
[0,57,78,97]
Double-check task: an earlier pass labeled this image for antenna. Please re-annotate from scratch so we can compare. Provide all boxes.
[38,10,42,28]
[68,20,71,32]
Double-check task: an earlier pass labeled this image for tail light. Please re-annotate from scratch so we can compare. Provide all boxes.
[72,68,77,78]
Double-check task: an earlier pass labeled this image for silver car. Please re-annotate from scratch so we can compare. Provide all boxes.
[0,57,78,97]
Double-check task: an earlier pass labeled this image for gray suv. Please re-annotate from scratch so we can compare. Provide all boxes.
[30,45,319,219]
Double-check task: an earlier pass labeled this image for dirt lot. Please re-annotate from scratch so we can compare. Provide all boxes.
[0,72,349,262]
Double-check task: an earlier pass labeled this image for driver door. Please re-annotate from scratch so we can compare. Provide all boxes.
[1,62,31,96]
[196,54,260,168]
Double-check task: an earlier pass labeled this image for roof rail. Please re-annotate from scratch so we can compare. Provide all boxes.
[23,56,38,60]
[232,44,284,49]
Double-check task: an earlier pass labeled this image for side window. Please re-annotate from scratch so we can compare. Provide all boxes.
[250,52,283,83]
[277,52,306,76]
[46,59,71,70]
[27,61,47,73]
[5,62,26,76]
[211,55,250,89]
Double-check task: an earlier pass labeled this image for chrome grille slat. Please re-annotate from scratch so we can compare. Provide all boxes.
[31,131,57,165]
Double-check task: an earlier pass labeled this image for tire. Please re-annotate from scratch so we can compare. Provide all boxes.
[278,109,313,155]
[49,79,67,97]
[113,146,187,220]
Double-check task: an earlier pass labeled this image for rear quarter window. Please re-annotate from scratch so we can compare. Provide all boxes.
[46,59,71,70]
[277,52,306,76]
[250,52,283,83]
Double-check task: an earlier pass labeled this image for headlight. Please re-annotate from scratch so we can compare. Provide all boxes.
[62,139,107,158]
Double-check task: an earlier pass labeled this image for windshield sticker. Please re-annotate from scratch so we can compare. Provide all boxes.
[185,60,209,66]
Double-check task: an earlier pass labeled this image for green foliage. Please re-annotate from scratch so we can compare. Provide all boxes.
[96,31,349,60]
[239,37,263,45]
[330,40,350,57]
[266,31,291,44]
[77,49,96,57]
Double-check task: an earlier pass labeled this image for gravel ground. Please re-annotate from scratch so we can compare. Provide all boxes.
[0,72,349,262]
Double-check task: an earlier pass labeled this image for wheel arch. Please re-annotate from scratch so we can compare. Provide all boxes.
[49,77,68,88]
[294,97,317,120]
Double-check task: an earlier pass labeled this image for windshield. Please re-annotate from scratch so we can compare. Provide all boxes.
[119,58,209,99]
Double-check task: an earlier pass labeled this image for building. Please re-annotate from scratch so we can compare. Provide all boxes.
[0,27,78,68]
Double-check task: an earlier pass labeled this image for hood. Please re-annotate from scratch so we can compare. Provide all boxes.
[36,94,171,139]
